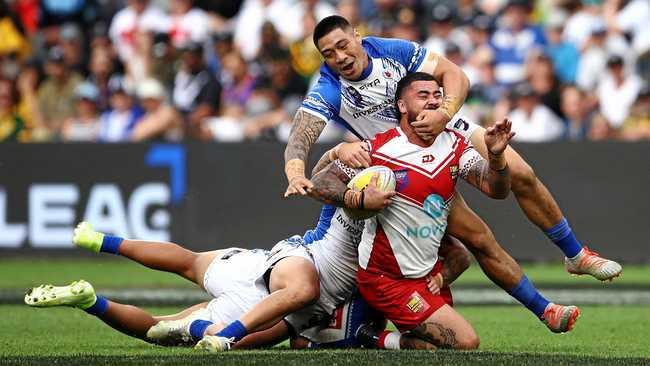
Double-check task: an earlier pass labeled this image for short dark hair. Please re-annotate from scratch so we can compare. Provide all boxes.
[313,15,351,49]
[394,72,438,117]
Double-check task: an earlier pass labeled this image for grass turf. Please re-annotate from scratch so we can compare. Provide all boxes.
[1,305,648,365]
[1,257,649,290]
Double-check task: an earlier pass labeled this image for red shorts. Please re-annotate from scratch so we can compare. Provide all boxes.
[356,261,453,332]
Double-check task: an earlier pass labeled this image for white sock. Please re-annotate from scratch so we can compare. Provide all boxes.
[383,331,401,350]
[568,248,585,261]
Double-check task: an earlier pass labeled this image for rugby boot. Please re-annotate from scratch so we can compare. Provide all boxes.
[542,303,580,333]
[24,280,96,309]
[147,308,211,346]
[194,335,234,352]
[72,222,104,253]
[565,247,622,281]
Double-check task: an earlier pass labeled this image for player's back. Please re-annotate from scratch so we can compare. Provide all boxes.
[304,206,365,308]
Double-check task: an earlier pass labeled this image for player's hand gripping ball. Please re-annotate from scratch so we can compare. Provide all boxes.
[345,166,396,220]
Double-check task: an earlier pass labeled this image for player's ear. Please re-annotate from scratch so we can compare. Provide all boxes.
[397,99,407,114]
[353,28,361,42]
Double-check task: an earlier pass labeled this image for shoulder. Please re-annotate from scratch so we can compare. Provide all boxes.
[369,127,400,151]
[363,36,416,56]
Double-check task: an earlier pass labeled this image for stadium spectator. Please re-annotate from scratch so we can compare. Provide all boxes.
[131,78,182,141]
[87,46,116,112]
[36,46,83,138]
[489,0,545,85]
[0,1,30,62]
[619,83,650,141]
[98,76,143,142]
[597,54,642,129]
[0,78,30,141]
[560,85,594,141]
[59,23,87,75]
[172,41,221,140]
[109,0,168,81]
[149,32,178,91]
[576,20,630,91]
[526,52,563,119]
[467,14,493,50]
[423,4,471,57]
[603,0,650,55]
[544,11,579,84]
[233,0,291,60]
[509,82,564,142]
[167,0,211,48]
[61,82,101,142]
[563,0,606,50]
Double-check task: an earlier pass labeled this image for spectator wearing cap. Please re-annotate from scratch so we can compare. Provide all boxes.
[508,82,565,142]
[467,14,494,50]
[98,76,144,142]
[597,55,642,128]
[36,46,83,138]
[131,78,182,141]
[560,85,594,141]
[423,4,471,57]
[489,0,546,85]
[619,83,650,141]
[544,11,579,84]
[59,23,87,75]
[172,41,221,140]
[61,82,101,142]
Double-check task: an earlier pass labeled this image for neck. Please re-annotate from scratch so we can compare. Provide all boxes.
[399,118,435,147]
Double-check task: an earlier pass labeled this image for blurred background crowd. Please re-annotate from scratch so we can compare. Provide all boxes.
[0,0,648,143]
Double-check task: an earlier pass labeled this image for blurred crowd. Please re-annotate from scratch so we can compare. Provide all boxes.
[0,0,648,143]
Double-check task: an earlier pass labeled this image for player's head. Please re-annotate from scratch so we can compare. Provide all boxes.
[313,15,367,80]
[394,72,442,122]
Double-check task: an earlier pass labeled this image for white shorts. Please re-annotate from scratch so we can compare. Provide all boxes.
[202,248,270,325]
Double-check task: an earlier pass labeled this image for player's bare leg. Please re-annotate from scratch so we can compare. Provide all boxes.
[469,128,622,281]
[73,221,219,286]
[25,279,209,344]
[407,304,479,350]
[195,257,320,352]
[447,194,580,333]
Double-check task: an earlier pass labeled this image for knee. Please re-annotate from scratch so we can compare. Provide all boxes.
[510,159,537,194]
[455,331,480,350]
[287,280,320,308]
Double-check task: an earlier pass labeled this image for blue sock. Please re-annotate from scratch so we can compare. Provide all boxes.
[189,319,214,341]
[544,218,582,258]
[508,275,550,319]
[84,295,109,316]
[101,235,123,255]
[216,320,247,342]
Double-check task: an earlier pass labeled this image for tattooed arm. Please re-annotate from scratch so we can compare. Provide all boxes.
[309,160,395,211]
[460,118,515,199]
[438,236,471,287]
[283,110,327,196]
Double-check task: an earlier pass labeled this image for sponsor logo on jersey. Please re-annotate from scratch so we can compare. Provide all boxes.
[453,118,470,131]
[406,291,430,313]
[346,86,363,104]
[422,154,435,164]
[395,169,409,190]
[450,165,458,180]
[359,78,380,90]
[383,70,393,79]
[351,100,394,119]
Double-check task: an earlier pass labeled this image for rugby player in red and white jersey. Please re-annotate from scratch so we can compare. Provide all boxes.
[308,72,579,349]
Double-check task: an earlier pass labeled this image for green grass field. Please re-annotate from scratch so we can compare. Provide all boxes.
[1,258,649,365]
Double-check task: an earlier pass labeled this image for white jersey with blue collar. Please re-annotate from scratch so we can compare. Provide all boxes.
[300,36,429,140]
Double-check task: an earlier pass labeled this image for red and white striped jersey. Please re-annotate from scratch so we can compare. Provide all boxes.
[358,126,481,279]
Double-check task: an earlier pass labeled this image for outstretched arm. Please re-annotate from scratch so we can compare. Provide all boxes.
[284,110,327,197]
[461,118,514,199]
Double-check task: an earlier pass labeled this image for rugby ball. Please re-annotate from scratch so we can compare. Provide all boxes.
[345,166,396,220]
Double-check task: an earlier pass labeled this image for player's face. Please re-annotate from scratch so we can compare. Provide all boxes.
[317,27,367,80]
[398,80,442,121]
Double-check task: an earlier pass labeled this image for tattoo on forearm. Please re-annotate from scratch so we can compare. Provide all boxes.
[311,150,334,177]
[464,158,510,198]
[284,110,327,164]
[309,162,353,206]
[441,254,466,286]
[412,321,458,349]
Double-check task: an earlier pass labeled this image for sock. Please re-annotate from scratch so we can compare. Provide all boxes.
[377,330,401,350]
[508,275,550,319]
[84,295,108,316]
[216,320,247,342]
[544,218,582,258]
[100,235,124,255]
[189,319,214,341]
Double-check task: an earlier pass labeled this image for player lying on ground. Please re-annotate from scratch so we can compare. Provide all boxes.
[24,220,471,350]
[284,15,621,282]
[304,72,579,350]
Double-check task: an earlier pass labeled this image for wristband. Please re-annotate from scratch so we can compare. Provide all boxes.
[439,95,461,120]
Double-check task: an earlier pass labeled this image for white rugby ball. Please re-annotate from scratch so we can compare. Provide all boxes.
[345,166,396,219]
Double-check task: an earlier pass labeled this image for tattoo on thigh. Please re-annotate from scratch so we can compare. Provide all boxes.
[411,321,458,348]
